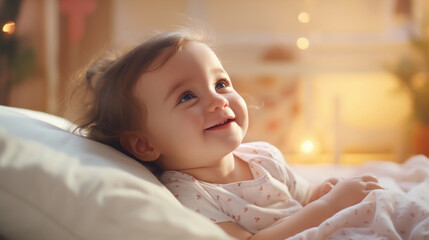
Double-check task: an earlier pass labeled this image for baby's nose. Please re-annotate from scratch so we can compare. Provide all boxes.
[208,94,228,112]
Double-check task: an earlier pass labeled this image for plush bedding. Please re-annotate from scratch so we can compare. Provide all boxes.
[0,106,231,240]
[1,105,428,239]
[291,157,429,239]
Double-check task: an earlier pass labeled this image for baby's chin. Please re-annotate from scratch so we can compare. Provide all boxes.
[219,136,244,154]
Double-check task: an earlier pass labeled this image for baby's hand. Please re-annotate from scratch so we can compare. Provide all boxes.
[320,175,382,213]
[309,178,339,203]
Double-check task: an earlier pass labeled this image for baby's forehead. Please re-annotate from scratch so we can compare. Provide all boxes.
[151,42,220,73]
[141,41,210,73]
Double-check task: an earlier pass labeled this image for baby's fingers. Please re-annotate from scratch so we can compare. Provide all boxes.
[322,182,335,193]
[326,177,340,186]
[364,181,383,191]
[359,175,379,183]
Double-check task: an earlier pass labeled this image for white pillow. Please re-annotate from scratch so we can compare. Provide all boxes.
[0,106,231,240]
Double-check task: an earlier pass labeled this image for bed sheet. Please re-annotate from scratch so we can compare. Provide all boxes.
[289,155,429,239]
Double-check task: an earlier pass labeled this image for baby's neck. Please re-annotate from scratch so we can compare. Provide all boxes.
[181,154,253,184]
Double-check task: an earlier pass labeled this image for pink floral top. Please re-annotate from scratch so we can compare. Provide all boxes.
[160,142,311,233]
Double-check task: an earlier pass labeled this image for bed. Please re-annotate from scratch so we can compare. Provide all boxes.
[1,105,428,240]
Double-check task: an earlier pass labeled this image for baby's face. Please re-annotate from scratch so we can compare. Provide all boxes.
[133,41,248,171]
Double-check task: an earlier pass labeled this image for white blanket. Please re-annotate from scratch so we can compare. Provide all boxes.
[290,156,429,240]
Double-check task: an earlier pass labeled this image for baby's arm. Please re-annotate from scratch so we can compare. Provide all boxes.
[217,175,382,240]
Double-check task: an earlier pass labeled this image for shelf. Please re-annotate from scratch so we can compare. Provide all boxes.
[284,153,398,165]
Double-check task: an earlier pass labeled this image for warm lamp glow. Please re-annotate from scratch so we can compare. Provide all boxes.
[2,21,15,35]
[298,12,310,23]
[300,140,315,154]
[297,37,310,50]
[411,72,428,90]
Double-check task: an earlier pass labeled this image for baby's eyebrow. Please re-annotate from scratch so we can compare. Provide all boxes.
[163,78,190,103]
[212,67,227,75]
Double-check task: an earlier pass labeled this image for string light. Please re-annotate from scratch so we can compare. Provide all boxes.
[296,37,310,50]
[2,21,15,35]
[298,12,310,23]
[297,7,315,156]
[297,10,310,50]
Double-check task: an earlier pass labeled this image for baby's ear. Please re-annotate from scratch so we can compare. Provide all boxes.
[120,132,158,162]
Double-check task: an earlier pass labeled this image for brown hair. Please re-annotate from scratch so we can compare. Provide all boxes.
[68,31,205,165]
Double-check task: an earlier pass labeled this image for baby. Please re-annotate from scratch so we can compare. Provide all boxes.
[70,31,382,240]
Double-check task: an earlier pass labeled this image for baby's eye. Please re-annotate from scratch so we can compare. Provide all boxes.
[215,79,230,91]
[178,92,196,104]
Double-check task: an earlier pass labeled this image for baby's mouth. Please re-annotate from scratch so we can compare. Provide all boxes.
[205,118,235,130]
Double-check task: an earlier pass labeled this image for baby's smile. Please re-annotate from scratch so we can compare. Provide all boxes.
[205,117,235,131]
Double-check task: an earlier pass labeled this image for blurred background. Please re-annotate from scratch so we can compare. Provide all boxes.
[1,0,428,164]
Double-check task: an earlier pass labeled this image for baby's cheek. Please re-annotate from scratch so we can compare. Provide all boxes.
[178,115,201,140]
[186,112,203,126]
[146,115,174,141]
[168,111,201,133]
